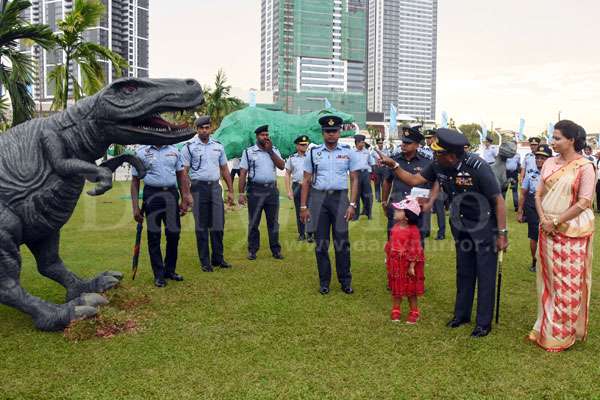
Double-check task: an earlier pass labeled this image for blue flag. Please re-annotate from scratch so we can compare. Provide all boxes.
[518,118,526,140]
[441,111,448,128]
[389,103,397,136]
[547,123,554,142]
[324,98,332,109]
[248,90,257,108]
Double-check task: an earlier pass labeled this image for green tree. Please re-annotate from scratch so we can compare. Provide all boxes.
[200,70,245,130]
[0,0,55,126]
[458,123,483,145]
[48,0,128,110]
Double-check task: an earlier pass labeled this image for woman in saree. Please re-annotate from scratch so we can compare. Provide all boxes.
[529,120,596,352]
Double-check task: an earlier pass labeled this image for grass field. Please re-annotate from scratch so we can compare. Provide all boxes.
[1,180,600,399]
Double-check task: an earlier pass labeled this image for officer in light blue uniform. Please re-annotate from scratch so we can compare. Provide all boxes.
[372,138,388,202]
[481,136,498,163]
[521,137,541,184]
[503,151,521,211]
[517,143,552,272]
[182,116,235,272]
[353,134,376,220]
[131,144,192,287]
[239,124,286,260]
[300,115,361,295]
[285,134,313,242]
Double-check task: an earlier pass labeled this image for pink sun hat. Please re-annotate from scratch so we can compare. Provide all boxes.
[391,196,421,216]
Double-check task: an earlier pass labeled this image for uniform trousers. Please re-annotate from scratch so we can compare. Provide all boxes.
[191,180,225,266]
[309,189,352,288]
[143,185,180,280]
[450,218,498,328]
[354,170,373,219]
[247,182,281,255]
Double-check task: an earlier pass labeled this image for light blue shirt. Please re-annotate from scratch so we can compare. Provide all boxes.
[505,153,521,172]
[354,148,375,172]
[481,146,498,163]
[132,145,183,187]
[181,136,227,181]
[304,143,361,190]
[285,152,307,183]
[523,152,537,180]
[240,144,282,184]
[522,167,541,194]
[419,145,434,160]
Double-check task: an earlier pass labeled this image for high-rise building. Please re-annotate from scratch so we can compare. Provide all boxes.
[261,0,368,126]
[24,0,149,102]
[367,0,437,120]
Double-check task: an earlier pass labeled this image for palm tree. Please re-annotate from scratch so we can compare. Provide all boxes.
[48,0,128,110]
[201,70,245,130]
[0,0,55,126]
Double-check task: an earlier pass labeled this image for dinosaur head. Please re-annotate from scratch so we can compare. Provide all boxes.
[95,78,204,146]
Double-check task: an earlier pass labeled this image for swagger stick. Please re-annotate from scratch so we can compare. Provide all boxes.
[495,250,504,324]
[131,207,144,281]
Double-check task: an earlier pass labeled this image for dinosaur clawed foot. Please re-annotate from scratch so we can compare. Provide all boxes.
[66,271,124,302]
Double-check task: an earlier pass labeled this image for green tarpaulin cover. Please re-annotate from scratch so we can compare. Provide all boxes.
[212,107,356,159]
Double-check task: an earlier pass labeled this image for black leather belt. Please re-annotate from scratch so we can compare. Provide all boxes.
[312,189,347,195]
[192,180,220,185]
[249,182,276,188]
[145,185,176,191]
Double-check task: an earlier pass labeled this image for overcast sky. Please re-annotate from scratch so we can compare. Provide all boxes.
[150,0,600,134]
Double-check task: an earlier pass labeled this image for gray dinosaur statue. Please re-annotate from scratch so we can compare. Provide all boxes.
[0,78,203,331]
[491,141,518,190]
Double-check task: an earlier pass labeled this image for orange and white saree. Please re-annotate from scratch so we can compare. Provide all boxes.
[529,157,595,352]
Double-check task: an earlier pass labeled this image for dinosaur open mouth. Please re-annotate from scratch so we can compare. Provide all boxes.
[126,111,193,135]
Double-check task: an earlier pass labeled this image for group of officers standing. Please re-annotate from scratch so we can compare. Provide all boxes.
[131,114,515,338]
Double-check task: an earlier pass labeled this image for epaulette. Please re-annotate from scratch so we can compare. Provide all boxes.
[464,154,484,170]
[341,144,351,149]
[213,140,221,145]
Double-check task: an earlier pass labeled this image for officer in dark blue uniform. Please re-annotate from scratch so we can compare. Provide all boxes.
[131,145,192,287]
[372,138,387,202]
[378,129,509,337]
[423,129,446,240]
[239,125,286,260]
[285,134,313,242]
[182,116,235,272]
[380,126,438,241]
[300,115,360,295]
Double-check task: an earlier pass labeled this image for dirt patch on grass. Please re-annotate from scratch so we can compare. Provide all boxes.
[64,285,151,341]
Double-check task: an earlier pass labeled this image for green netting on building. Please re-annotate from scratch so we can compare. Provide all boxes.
[276,0,367,128]
[212,106,356,159]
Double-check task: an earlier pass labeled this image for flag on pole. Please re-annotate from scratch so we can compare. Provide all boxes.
[389,103,398,136]
[547,123,554,143]
[477,130,485,145]
[248,90,257,108]
[441,111,449,128]
[518,118,526,141]
[324,98,332,109]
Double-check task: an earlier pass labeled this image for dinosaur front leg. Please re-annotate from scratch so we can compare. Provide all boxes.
[41,130,114,196]
[27,232,123,302]
[0,210,102,331]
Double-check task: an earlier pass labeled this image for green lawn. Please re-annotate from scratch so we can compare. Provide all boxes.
[1,181,600,399]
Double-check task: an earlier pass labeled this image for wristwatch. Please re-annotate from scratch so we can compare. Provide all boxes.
[349,202,357,208]
[552,217,560,227]
[392,162,400,170]
[300,205,308,210]
[498,228,508,236]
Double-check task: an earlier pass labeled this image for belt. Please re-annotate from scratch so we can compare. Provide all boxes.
[312,189,347,195]
[145,185,177,191]
[359,169,370,173]
[292,181,303,185]
[248,182,276,188]
[192,180,220,185]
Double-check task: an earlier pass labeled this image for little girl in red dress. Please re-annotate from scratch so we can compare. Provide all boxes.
[385,197,425,324]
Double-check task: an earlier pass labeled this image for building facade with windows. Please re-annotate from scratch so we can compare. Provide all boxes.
[261,0,368,126]
[367,0,437,121]
[23,0,149,101]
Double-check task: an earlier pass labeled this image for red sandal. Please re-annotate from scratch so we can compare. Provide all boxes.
[390,308,401,322]
[407,309,420,325]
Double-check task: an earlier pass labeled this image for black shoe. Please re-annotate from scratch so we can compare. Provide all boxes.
[298,235,306,241]
[307,235,314,243]
[247,252,257,261]
[166,273,184,281]
[319,286,330,295]
[471,325,491,338]
[342,286,354,295]
[154,278,167,288]
[446,318,470,328]
[529,262,537,273]
[201,265,214,272]
[214,260,232,269]
[435,233,445,240]
[272,253,284,260]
